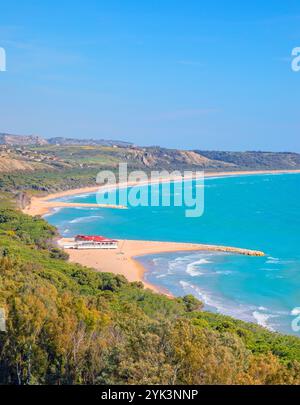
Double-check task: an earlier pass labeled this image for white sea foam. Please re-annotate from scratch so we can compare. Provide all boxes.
[266,257,280,264]
[156,274,167,279]
[263,267,280,272]
[174,256,191,262]
[152,258,163,266]
[291,308,300,316]
[168,261,179,271]
[186,259,211,277]
[266,274,284,280]
[74,207,101,211]
[71,193,91,199]
[179,281,227,313]
[252,311,276,331]
[179,281,281,329]
[43,207,62,217]
[58,193,93,202]
[69,215,104,224]
[151,257,177,278]
[186,268,204,277]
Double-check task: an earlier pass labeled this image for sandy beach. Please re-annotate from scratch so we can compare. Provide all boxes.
[59,238,265,295]
[23,168,300,295]
[23,201,127,217]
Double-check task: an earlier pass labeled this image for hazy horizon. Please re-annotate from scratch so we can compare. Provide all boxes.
[2,130,300,154]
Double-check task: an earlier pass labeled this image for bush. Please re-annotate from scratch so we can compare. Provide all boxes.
[49,247,69,261]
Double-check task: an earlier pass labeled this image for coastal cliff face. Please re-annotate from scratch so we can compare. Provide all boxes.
[130,147,235,169]
[16,192,31,210]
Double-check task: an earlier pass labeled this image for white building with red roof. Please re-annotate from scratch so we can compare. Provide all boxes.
[63,235,118,249]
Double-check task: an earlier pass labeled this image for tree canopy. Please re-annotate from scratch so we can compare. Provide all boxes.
[1,208,300,385]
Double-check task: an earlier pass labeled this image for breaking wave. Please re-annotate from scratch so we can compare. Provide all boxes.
[69,215,104,224]
[186,259,211,277]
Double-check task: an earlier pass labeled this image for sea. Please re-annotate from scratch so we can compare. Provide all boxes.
[45,173,300,335]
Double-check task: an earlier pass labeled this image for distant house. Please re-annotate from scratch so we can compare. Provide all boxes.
[63,235,118,249]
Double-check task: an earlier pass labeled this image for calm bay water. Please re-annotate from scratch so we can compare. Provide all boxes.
[46,173,300,335]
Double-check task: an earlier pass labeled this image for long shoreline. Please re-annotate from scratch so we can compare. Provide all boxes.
[23,168,300,295]
[23,169,300,217]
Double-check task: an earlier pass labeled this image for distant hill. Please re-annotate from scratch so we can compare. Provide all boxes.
[196,150,300,170]
[1,132,300,174]
[0,133,48,146]
[0,133,134,148]
[47,137,133,148]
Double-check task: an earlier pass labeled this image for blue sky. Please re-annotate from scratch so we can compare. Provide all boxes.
[0,0,300,151]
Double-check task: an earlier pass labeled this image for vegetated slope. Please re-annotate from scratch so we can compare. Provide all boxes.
[0,208,300,385]
[0,144,230,176]
[0,149,65,174]
[48,136,133,148]
[0,145,232,198]
[25,144,232,170]
[197,150,300,170]
[127,147,235,170]
[2,133,300,177]
[0,156,41,172]
[2,136,300,204]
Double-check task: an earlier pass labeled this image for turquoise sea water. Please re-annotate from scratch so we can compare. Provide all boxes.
[46,173,300,335]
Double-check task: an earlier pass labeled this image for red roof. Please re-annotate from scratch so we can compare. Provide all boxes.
[75,235,117,243]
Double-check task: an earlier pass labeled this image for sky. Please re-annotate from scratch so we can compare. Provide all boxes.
[0,0,300,151]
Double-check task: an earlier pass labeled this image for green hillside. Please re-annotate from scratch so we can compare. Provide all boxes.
[1,207,300,385]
